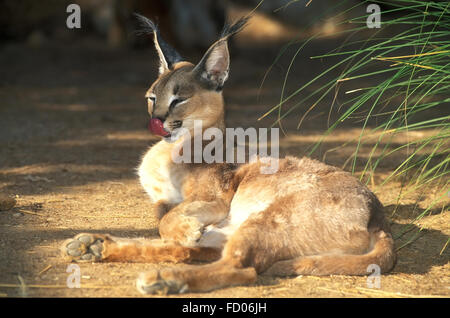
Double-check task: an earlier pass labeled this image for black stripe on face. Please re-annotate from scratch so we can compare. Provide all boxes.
[163,110,170,121]
[173,84,180,95]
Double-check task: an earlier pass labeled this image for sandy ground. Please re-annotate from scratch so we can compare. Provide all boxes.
[0,27,448,298]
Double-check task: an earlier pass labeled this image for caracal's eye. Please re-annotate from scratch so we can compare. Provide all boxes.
[146,95,156,116]
[169,96,189,110]
[169,98,184,110]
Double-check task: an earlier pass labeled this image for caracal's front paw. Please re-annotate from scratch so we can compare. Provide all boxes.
[178,216,204,246]
[136,269,188,295]
[161,216,204,247]
[62,233,107,262]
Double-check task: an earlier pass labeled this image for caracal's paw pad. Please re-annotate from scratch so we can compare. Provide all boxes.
[136,270,188,295]
[62,233,106,262]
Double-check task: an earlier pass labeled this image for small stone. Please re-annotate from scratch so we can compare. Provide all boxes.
[13,213,23,218]
[0,195,16,211]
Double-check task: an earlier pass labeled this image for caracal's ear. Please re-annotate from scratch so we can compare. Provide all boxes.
[193,16,250,91]
[134,13,183,75]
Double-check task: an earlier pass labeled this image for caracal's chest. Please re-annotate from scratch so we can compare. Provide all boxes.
[138,141,184,204]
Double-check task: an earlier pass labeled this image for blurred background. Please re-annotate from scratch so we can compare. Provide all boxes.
[0,0,358,48]
[0,0,372,159]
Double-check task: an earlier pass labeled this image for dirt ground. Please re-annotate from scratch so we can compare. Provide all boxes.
[0,24,449,298]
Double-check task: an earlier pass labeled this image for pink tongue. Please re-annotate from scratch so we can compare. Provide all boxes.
[148,118,169,137]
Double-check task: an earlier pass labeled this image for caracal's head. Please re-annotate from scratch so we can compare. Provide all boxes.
[135,13,249,143]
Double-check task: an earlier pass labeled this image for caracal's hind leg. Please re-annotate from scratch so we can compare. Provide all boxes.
[136,219,266,294]
[61,233,221,263]
[159,199,229,246]
[263,231,396,277]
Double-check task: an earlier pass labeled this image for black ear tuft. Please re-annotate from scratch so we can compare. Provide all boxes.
[134,13,183,73]
[220,16,251,40]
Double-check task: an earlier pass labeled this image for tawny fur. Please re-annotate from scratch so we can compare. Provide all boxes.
[62,15,396,295]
